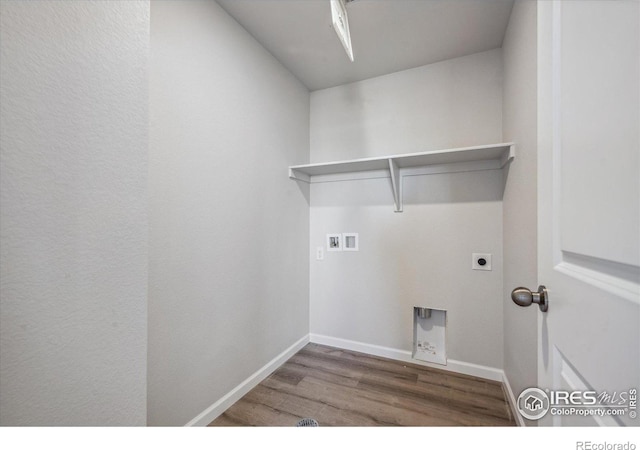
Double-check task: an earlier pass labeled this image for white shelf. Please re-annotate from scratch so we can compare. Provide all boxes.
[289,143,515,212]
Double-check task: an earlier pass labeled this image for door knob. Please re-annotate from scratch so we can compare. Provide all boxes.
[511,285,549,312]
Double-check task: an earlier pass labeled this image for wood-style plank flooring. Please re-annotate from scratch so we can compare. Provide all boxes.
[209,343,516,427]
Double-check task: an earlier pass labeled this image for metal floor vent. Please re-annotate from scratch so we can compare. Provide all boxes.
[296,418,319,427]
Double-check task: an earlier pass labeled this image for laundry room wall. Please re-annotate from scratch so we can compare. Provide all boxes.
[309,49,506,373]
[501,0,538,424]
[149,0,310,426]
[0,0,149,425]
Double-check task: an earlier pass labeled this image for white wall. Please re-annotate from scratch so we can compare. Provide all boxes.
[501,0,538,425]
[310,50,505,371]
[148,1,310,426]
[311,50,503,162]
[0,1,149,425]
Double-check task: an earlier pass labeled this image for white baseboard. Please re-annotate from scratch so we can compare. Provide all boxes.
[309,333,504,383]
[501,371,525,427]
[185,334,310,427]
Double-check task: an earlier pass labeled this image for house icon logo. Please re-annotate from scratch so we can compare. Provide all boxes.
[517,388,550,420]
[525,395,543,411]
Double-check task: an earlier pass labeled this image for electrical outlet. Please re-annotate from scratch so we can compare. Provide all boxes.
[316,247,324,261]
[472,253,492,271]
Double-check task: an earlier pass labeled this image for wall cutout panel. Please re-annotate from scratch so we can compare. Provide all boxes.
[343,233,359,251]
[413,307,446,365]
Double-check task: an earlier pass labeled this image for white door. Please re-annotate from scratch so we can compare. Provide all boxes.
[535,0,639,426]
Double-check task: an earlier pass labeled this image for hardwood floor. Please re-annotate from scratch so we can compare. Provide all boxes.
[209,343,516,427]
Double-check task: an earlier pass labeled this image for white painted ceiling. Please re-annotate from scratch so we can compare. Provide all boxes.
[216,0,515,91]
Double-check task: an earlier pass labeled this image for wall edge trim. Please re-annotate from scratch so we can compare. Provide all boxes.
[184,334,310,426]
[309,333,504,382]
[501,371,526,427]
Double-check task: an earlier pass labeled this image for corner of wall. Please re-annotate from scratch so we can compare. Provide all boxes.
[501,0,539,426]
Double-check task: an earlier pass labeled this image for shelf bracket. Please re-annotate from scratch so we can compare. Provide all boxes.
[500,144,516,167]
[388,158,402,213]
[288,168,310,183]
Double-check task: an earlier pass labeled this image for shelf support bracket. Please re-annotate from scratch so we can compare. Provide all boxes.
[500,144,516,168]
[289,168,310,183]
[388,158,402,212]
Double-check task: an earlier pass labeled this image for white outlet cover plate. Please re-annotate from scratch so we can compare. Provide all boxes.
[472,253,492,271]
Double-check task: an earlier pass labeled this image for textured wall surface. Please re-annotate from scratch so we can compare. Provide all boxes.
[0,1,149,425]
[310,51,505,371]
[501,0,538,424]
[148,0,310,426]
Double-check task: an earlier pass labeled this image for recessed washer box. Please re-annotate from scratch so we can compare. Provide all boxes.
[413,307,446,365]
[472,253,492,271]
[327,233,342,251]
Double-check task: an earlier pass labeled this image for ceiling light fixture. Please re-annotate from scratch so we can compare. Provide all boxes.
[330,0,354,62]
